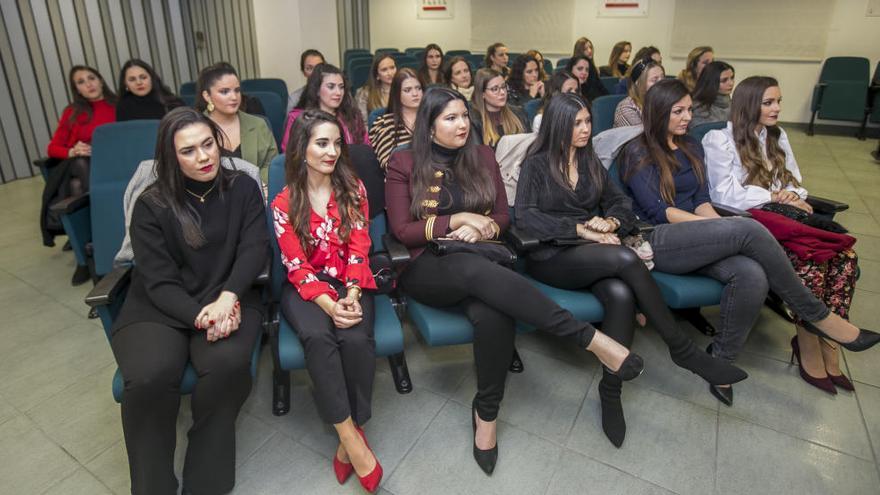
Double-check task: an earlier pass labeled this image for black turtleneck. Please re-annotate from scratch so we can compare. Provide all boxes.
[116,92,183,122]
[431,141,466,215]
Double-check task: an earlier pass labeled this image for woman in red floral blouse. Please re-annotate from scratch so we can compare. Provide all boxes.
[272,110,382,493]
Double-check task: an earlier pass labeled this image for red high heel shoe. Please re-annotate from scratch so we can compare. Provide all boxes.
[332,449,353,484]
[790,336,836,395]
[354,426,383,493]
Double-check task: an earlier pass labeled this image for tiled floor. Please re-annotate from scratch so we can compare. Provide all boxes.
[1,132,879,495]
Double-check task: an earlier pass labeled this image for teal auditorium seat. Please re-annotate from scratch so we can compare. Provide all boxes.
[404,48,425,59]
[523,99,542,127]
[394,55,420,70]
[266,149,411,416]
[591,94,626,135]
[543,59,553,77]
[808,57,871,138]
[600,76,620,94]
[246,90,286,147]
[688,121,727,144]
[445,50,471,58]
[466,54,485,70]
[556,58,570,70]
[83,121,263,402]
[349,59,373,92]
[242,78,289,109]
[179,81,196,97]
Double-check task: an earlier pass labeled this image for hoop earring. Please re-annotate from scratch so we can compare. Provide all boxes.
[206,101,215,113]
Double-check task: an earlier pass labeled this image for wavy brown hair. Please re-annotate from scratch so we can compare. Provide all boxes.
[624,79,705,205]
[472,68,525,146]
[67,65,117,124]
[296,64,367,145]
[730,76,798,190]
[607,41,631,77]
[364,54,396,112]
[284,110,365,252]
[572,37,594,59]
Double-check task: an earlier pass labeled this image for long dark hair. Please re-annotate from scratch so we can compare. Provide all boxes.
[118,59,179,109]
[538,70,578,115]
[565,55,592,87]
[300,49,325,72]
[284,110,365,251]
[528,93,606,200]
[67,65,117,123]
[484,43,507,69]
[444,56,472,90]
[507,55,538,96]
[387,68,421,132]
[295,64,367,144]
[195,62,237,112]
[607,41,631,77]
[624,79,705,204]
[730,76,798,191]
[417,43,446,87]
[410,87,495,219]
[692,61,734,110]
[143,107,236,248]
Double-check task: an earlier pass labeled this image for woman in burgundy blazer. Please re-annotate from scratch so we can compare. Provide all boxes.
[384,87,644,476]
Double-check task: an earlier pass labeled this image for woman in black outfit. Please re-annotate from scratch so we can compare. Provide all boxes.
[386,87,646,475]
[116,59,184,121]
[110,107,268,495]
[514,93,747,447]
[566,55,608,102]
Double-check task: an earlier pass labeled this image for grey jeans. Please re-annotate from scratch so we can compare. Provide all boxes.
[648,216,830,362]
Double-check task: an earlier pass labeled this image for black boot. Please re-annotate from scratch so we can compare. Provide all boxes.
[598,370,625,448]
[669,340,747,386]
[71,264,90,286]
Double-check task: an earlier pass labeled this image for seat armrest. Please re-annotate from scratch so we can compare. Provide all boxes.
[382,234,411,267]
[712,202,752,218]
[806,195,849,214]
[85,265,132,307]
[49,192,90,214]
[634,220,655,235]
[504,225,541,252]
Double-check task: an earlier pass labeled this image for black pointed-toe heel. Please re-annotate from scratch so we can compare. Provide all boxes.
[705,345,734,406]
[801,321,880,352]
[598,370,626,448]
[604,352,644,382]
[471,401,498,475]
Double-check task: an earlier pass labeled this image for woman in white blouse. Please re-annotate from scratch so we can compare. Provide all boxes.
[703,76,860,395]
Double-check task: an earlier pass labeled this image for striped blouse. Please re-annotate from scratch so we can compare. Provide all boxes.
[368,113,413,169]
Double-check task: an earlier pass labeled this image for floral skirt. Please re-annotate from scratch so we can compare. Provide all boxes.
[785,247,858,324]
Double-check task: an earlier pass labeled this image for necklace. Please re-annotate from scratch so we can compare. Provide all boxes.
[185,182,216,203]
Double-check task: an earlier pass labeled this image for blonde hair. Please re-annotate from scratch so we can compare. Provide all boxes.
[472,68,524,146]
[627,62,664,109]
[366,54,396,112]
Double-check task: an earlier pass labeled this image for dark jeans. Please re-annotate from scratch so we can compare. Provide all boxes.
[649,216,831,361]
[400,251,596,421]
[280,281,376,426]
[110,308,261,495]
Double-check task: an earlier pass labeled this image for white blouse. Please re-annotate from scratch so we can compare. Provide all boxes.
[703,122,807,210]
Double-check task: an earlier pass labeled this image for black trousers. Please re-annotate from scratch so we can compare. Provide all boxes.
[40,157,89,246]
[280,282,376,426]
[110,308,260,495]
[528,244,696,356]
[400,251,597,421]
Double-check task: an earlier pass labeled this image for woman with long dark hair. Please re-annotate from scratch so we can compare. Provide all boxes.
[273,110,382,492]
[566,55,608,101]
[690,61,735,128]
[43,65,117,253]
[386,86,645,475]
[532,70,580,131]
[619,79,880,404]
[116,59,184,121]
[704,76,863,394]
[599,41,632,77]
[444,56,474,101]
[506,54,546,107]
[470,68,527,147]
[284,63,369,151]
[515,93,748,447]
[369,68,422,168]
[110,107,267,495]
[417,43,446,88]
[195,63,277,180]
[355,54,397,121]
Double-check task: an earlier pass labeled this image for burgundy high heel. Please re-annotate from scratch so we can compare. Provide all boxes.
[828,373,855,391]
[790,336,836,395]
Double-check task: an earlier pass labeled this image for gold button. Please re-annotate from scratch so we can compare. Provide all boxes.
[429,186,441,193]
[434,170,444,178]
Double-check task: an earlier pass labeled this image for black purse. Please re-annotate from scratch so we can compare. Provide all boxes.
[760,202,848,234]
[428,239,517,265]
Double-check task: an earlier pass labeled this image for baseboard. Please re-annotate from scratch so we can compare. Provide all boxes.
[782,121,880,139]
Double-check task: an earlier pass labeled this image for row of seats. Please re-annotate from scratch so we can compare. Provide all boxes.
[809,56,880,139]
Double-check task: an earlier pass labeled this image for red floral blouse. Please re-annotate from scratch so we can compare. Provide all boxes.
[272,180,376,301]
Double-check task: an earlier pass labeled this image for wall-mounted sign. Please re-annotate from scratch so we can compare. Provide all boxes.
[598,0,648,17]
[417,0,454,19]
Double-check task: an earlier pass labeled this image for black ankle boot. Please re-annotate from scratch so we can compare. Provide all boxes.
[598,370,626,448]
[670,341,748,386]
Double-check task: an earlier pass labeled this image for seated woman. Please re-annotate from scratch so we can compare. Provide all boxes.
[484,42,510,78]
[566,55,608,102]
[573,36,595,61]
[470,69,528,148]
[417,43,446,88]
[273,110,382,492]
[445,56,474,101]
[386,86,645,474]
[532,70,579,132]
[369,68,422,169]
[355,54,397,122]
[43,65,117,253]
[111,107,267,495]
[677,46,714,91]
[506,55,546,108]
[613,58,665,127]
[284,64,369,152]
[288,49,325,112]
[525,49,549,81]
[690,61,735,128]
[633,46,662,65]
[612,46,663,94]
[619,79,879,405]
[599,41,632,78]
[116,59,183,121]
[704,76,862,394]
[515,93,747,447]
[195,63,277,181]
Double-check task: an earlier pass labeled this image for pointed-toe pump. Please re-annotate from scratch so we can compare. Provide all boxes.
[471,401,498,475]
[706,345,734,407]
[800,321,880,352]
[790,336,837,395]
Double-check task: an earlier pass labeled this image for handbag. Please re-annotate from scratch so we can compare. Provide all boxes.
[760,202,848,234]
[428,239,517,265]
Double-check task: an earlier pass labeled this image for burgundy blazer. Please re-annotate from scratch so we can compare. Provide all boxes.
[385,145,510,259]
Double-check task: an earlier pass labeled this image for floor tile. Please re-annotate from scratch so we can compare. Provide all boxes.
[719,352,873,460]
[848,288,880,337]
[545,448,674,495]
[837,210,880,236]
[0,414,79,494]
[84,441,130,495]
[736,305,798,364]
[566,382,718,495]
[386,400,564,495]
[43,468,113,495]
[716,415,880,495]
[855,383,880,463]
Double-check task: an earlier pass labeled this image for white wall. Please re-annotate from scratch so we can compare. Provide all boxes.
[251,0,340,92]
[368,0,880,124]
